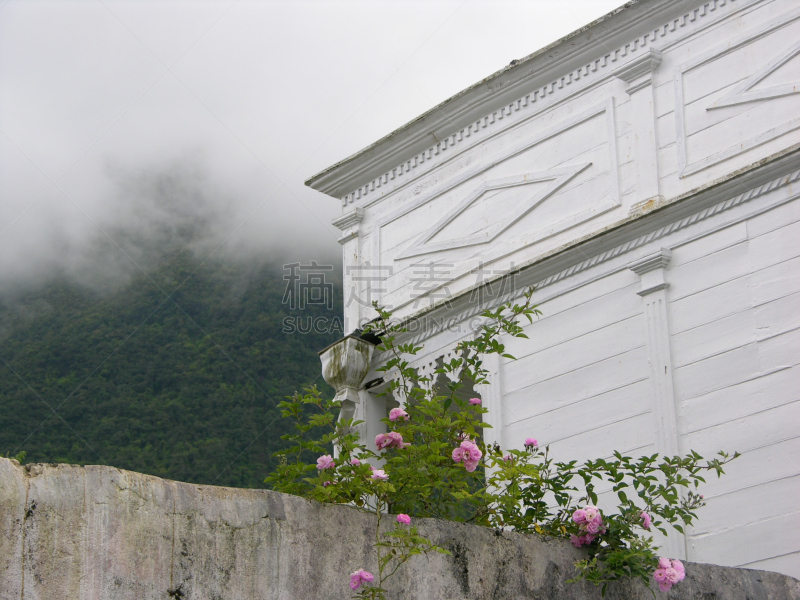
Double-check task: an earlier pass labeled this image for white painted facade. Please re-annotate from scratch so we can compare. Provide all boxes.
[308,0,800,578]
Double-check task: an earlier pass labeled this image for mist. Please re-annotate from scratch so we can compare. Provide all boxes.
[0,0,627,299]
[0,149,340,298]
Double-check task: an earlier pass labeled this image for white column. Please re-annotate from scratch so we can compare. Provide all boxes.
[628,248,685,559]
[617,49,662,206]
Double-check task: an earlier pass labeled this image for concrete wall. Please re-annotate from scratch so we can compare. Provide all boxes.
[1,458,798,600]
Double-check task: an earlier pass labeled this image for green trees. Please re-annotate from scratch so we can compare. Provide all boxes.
[0,250,340,488]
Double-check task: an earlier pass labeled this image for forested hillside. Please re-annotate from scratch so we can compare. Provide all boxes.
[0,250,342,488]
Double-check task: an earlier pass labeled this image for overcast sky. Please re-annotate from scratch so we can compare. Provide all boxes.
[0,0,628,292]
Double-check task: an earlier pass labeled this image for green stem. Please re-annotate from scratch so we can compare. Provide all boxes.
[375,498,384,587]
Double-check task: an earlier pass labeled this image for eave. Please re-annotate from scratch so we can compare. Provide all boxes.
[305,0,702,201]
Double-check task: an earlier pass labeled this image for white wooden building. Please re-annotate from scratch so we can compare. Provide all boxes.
[307,0,800,578]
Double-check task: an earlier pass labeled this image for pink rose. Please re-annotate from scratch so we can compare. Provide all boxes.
[653,568,667,583]
[316,455,335,470]
[396,514,411,525]
[658,557,671,570]
[375,431,409,450]
[370,469,388,480]
[586,520,600,534]
[658,581,672,592]
[671,559,685,575]
[461,440,483,461]
[572,509,587,523]
[453,440,482,470]
[570,534,596,548]
[469,397,481,405]
[665,567,681,584]
[349,569,374,590]
[453,441,482,463]
[389,407,408,421]
[350,458,361,466]
[524,437,538,449]
[640,511,652,530]
[583,506,599,523]
[322,480,335,487]
[503,454,513,463]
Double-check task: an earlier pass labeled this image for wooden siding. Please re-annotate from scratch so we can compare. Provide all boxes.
[669,199,800,576]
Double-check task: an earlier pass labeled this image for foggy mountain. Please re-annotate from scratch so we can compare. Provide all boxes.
[0,160,343,488]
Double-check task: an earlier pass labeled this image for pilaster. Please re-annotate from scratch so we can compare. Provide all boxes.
[628,247,684,559]
[617,49,662,206]
[332,208,364,333]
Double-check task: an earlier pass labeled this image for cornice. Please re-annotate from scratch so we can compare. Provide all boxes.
[331,207,363,230]
[629,248,672,296]
[331,207,364,245]
[628,248,671,275]
[306,0,746,205]
[617,48,662,94]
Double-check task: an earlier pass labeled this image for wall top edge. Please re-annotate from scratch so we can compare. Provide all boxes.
[305,0,736,202]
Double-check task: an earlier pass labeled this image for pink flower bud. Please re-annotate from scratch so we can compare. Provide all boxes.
[396,513,411,525]
[524,437,538,449]
[469,397,481,405]
[389,407,409,421]
[349,569,374,590]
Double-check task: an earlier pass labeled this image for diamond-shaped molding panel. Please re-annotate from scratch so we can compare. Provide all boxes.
[398,163,591,260]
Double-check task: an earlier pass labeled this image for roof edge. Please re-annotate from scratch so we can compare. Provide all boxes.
[305,0,696,200]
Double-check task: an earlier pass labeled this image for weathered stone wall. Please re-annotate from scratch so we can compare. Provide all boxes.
[1,458,798,599]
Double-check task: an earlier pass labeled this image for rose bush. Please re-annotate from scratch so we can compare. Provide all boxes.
[267,291,737,598]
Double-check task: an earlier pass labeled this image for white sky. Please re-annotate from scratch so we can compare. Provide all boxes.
[0,0,628,289]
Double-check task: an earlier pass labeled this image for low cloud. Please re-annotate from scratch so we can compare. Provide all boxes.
[0,150,341,299]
